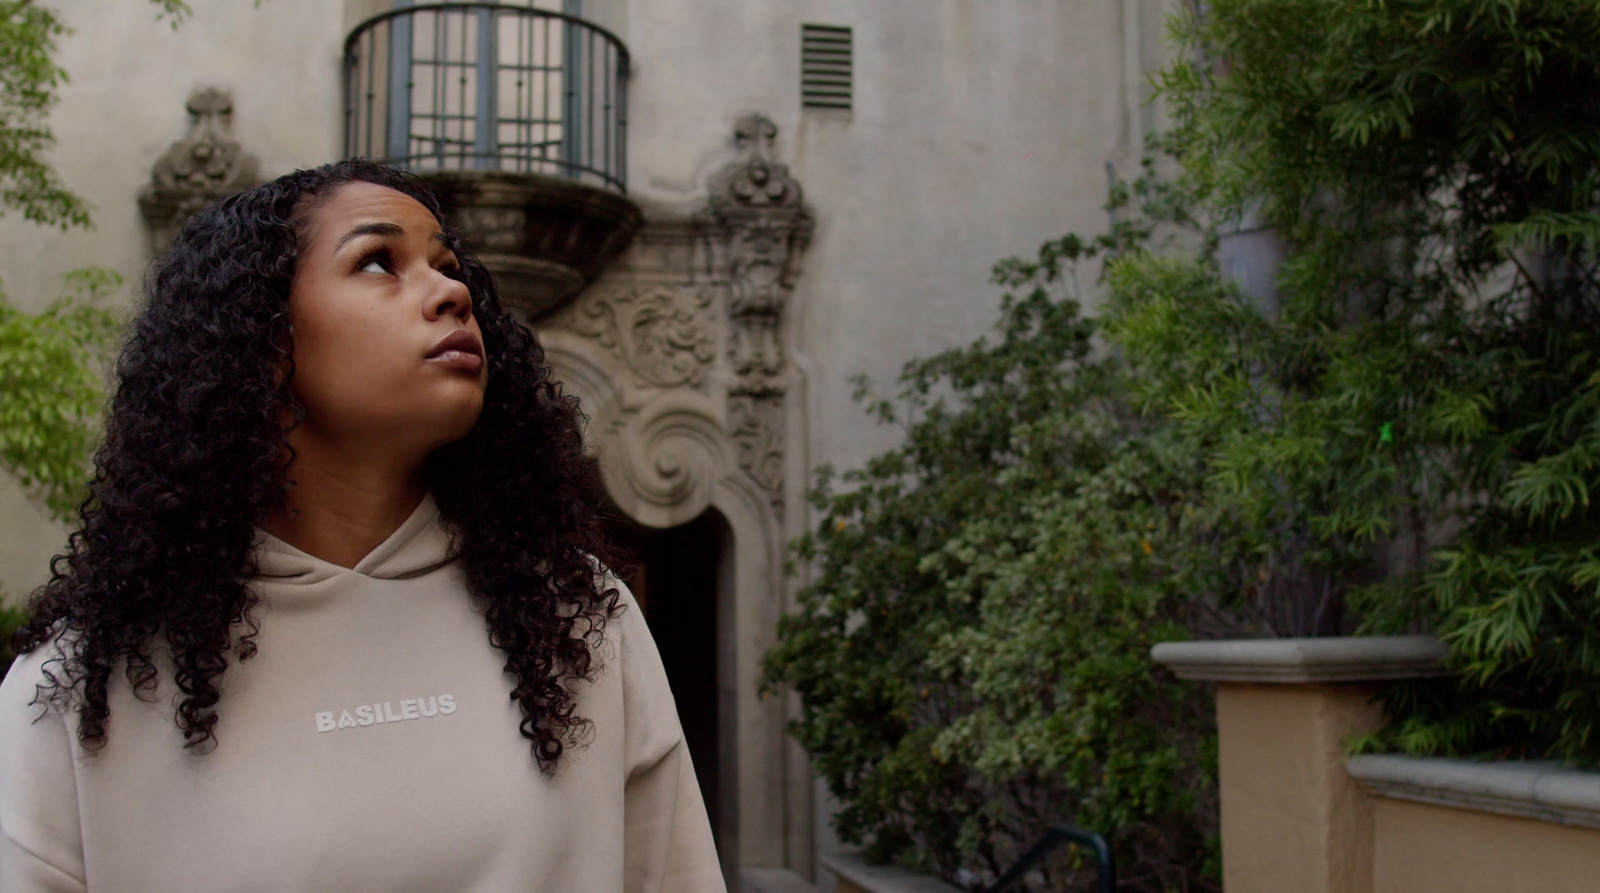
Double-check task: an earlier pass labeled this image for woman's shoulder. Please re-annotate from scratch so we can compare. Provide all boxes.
[0,623,80,735]
[581,554,639,611]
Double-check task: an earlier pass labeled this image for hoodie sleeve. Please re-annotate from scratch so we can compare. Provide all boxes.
[613,577,728,893]
[0,646,88,893]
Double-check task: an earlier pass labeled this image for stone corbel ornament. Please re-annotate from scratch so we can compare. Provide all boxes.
[700,114,813,514]
[138,87,262,254]
[702,114,813,397]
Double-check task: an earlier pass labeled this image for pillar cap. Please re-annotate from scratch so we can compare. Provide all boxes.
[1151,635,1448,683]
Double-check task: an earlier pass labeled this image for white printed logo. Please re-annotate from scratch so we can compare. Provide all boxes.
[315,694,457,733]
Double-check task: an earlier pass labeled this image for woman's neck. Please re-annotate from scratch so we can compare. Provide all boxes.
[259,448,429,570]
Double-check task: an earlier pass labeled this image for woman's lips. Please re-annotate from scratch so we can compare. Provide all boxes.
[426,349,483,374]
[424,328,485,374]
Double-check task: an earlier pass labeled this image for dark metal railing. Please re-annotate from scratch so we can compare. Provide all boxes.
[986,825,1116,893]
[343,2,629,191]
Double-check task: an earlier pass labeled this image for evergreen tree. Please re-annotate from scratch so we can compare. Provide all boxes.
[1123,0,1600,763]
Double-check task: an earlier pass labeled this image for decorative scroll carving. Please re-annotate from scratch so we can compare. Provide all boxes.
[570,286,716,388]
[138,87,261,253]
[623,409,725,523]
[548,113,809,519]
[728,393,785,512]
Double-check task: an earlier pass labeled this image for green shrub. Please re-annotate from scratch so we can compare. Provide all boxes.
[0,268,121,520]
[0,270,122,672]
[764,218,1230,891]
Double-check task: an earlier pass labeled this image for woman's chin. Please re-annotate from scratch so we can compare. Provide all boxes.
[402,394,485,447]
[435,402,487,441]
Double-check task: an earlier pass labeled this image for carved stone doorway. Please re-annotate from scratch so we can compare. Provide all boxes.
[534,113,814,885]
[613,507,739,882]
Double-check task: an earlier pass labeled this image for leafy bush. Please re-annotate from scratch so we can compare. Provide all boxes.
[764,210,1232,890]
[0,269,121,521]
[0,269,121,654]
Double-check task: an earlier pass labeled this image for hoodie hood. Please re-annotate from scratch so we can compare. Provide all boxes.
[252,493,455,584]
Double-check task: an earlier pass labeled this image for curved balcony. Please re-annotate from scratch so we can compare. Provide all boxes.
[343,3,641,319]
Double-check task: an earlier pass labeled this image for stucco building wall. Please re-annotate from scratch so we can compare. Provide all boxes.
[0,3,1174,884]
[1,0,1170,600]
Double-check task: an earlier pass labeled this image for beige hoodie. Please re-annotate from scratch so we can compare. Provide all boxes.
[0,494,726,893]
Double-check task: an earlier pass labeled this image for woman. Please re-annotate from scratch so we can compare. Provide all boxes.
[0,160,724,892]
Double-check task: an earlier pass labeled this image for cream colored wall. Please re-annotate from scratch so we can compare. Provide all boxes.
[1371,800,1600,893]
[0,0,347,312]
[615,2,1172,880]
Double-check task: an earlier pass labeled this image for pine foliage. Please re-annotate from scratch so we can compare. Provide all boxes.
[1138,0,1600,762]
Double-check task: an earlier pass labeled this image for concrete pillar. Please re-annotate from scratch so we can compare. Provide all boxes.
[1151,637,1447,893]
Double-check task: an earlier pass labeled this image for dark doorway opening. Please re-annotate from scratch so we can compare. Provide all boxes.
[611,508,731,858]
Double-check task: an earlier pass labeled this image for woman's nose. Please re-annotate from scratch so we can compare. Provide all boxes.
[425,270,473,321]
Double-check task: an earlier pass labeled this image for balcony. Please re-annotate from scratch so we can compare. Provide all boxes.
[344,2,641,319]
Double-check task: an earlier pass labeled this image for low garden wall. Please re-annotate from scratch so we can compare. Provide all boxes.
[1153,636,1600,893]
[811,636,1600,893]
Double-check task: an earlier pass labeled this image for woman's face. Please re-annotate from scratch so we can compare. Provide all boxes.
[285,181,487,455]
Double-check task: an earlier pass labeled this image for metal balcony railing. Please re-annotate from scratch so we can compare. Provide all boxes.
[344,2,629,191]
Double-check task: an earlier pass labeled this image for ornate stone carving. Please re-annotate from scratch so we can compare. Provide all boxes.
[702,114,814,397]
[728,393,785,512]
[569,286,716,388]
[707,115,803,210]
[139,88,261,253]
[546,113,809,519]
[699,115,813,512]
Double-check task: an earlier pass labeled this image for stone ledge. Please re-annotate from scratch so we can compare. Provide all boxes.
[1348,754,1600,831]
[1150,635,1448,683]
[818,852,962,893]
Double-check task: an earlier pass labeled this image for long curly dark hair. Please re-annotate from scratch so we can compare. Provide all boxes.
[14,159,627,772]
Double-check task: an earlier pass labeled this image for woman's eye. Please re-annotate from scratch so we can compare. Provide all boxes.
[357,248,394,275]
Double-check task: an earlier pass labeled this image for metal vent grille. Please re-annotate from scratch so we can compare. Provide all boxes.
[801,24,852,110]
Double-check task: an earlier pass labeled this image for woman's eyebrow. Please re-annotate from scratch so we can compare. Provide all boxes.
[333,223,453,253]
